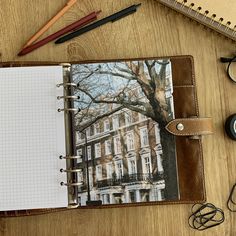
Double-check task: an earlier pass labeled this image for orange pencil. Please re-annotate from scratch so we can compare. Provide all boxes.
[21,0,77,49]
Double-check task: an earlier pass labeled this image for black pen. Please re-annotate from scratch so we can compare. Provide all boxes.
[55,3,142,44]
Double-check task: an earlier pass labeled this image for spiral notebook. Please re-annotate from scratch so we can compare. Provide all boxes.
[0,56,211,215]
[156,0,236,41]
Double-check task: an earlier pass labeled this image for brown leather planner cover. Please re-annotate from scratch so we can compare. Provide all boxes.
[0,55,206,217]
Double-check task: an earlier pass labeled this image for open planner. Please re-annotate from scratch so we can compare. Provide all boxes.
[0,56,213,217]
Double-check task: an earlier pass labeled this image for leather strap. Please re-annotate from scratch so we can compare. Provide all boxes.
[165,118,213,136]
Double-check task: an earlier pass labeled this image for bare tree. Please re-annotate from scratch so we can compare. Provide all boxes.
[73,60,178,200]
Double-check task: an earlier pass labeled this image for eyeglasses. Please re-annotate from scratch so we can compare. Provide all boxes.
[220,55,236,83]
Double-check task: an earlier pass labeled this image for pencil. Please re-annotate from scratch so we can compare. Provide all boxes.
[18,11,101,56]
[21,0,77,49]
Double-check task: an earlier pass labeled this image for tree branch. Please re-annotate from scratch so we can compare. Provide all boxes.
[125,61,153,99]
[93,70,137,81]
[123,104,155,119]
[78,87,147,107]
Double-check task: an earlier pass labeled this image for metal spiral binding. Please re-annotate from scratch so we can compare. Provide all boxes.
[157,0,236,41]
[195,6,201,17]
[178,0,235,33]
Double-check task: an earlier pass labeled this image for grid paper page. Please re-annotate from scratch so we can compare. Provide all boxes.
[0,66,68,211]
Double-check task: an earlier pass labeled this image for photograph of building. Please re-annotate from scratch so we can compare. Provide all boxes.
[73,59,179,206]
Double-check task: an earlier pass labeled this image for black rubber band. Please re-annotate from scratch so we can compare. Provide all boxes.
[188,203,224,231]
[227,183,236,212]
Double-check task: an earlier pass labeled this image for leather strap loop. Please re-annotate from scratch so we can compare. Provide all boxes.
[165,118,213,136]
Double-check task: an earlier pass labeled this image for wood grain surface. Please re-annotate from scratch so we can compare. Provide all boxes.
[0,0,236,235]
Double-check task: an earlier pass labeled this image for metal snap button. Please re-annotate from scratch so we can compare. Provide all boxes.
[176,123,184,131]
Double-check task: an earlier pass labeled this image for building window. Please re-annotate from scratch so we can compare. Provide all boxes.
[113,135,121,154]
[94,123,100,135]
[88,167,93,188]
[87,146,91,160]
[105,140,112,155]
[77,148,83,163]
[94,143,101,158]
[85,127,91,137]
[77,169,83,183]
[96,165,102,180]
[107,194,111,204]
[140,190,150,202]
[160,189,165,200]
[77,148,82,156]
[115,160,123,179]
[154,123,161,144]
[112,115,119,130]
[106,162,113,179]
[104,119,110,132]
[126,131,134,151]
[140,127,149,147]
[130,191,136,203]
[102,194,110,204]
[157,153,164,173]
[124,111,132,125]
[96,194,101,201]
[128,158,137,175]
[141,154,152,175]
[76,132,82,143]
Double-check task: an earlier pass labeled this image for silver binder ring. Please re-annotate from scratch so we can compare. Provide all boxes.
[59,155,81,160]
[58,108,80,112]
[57,95,80,100]
[56,82,77,88]
[61,182,83,187]
[60,168,82,173]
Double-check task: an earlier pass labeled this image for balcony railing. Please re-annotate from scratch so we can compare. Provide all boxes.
[96,173,164,188]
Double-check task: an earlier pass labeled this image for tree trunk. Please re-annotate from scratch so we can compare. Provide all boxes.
[159,125,179,200]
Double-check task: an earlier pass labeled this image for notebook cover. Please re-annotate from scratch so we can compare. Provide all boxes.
[155,0,236,41]
[0,55,206,217]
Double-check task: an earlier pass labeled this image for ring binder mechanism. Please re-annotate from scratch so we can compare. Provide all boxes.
[57,108,80,112]
[57,64,81,208]
[56,82,77,87]
[57,95,80,100]
[59,155,81,159]
[156,0,236,41]
[60,168,82,173]
[60,182,83,187]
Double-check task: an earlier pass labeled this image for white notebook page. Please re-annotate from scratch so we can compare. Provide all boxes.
[0,66,68,211]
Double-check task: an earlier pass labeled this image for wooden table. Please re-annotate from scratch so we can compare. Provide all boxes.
[0,0,236,235]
